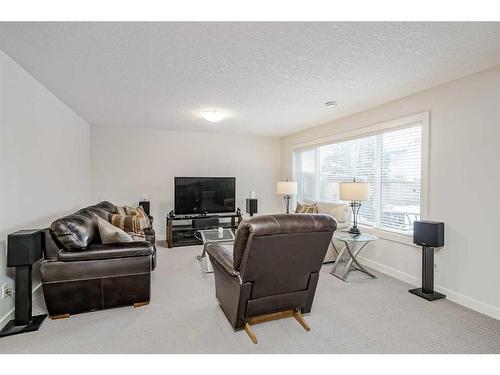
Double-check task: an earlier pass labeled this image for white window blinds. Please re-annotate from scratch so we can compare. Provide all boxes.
[294,148,317,202]
[294,123,422,234]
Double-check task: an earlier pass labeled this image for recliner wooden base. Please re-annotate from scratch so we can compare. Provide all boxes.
[49,313,70,320]
[133,301,150,308]
[244,309,311,344]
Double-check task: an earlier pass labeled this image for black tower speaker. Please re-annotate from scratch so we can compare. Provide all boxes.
[0,229,47,338]
[139,200,150,215]
[413,220,444,247]
[246,198,258,217]
[409,220,446,301]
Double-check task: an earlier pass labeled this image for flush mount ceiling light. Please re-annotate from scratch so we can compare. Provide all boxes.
[200,109,226,123]
[324,101,338,108]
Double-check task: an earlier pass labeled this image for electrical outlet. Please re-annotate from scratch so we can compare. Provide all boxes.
[1,283,9,300]
[434,262,440,273]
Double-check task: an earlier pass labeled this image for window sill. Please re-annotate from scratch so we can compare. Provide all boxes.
[358,225,418,247]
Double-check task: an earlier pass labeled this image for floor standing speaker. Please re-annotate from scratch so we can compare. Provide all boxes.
[0,229,47,338]
[409,220,446,301]
[139,200,150,215]
[246,198,258,217]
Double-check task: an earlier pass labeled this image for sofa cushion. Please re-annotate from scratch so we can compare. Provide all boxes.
[50,213,99,251]
[108,214,146,241]
[96,216,134,244]
[317,202,350,223]
[93,201,117,214]
[82,207,109,220]
[58,241,153,262]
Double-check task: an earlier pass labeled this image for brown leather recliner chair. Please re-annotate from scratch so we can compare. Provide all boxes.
[40,201,156,318]
[207,214,336,343]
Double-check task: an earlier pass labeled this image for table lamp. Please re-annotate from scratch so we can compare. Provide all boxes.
[277,181,297,214]
[340,179,369,235]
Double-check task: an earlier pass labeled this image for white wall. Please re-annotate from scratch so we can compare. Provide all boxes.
[281,67,500,320]
[0,50,90,322]
[90,126,282,238]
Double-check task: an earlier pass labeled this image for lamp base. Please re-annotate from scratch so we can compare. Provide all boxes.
[0,314,47,338]
[347,227,360,235]
[283,195,291,214]
[409,288,446,301]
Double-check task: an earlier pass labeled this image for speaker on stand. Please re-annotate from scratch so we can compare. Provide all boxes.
[246,199,258,217]
[0,229,47,338]
[409,220,446,301]
[139,200,150,215]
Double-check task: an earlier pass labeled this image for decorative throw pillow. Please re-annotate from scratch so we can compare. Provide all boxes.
[318,202,350,223]
[124,205,151,229]
[124,205,136,215]
[108,214,146,241]
[116,206,127,216]
[295,201,319,213]
[96,216,134,244]
[136,206,151,228]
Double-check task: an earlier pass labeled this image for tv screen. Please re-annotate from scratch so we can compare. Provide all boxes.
[174,177,236,215]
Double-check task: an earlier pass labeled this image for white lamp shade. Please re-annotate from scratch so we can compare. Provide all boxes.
[339,182,369,201]
[277,181,297,195]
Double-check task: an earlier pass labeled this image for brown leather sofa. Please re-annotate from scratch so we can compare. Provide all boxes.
[207,214,336,343]
[40,201,156,318]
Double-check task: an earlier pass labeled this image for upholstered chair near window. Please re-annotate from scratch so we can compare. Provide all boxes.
[295,200,351,263]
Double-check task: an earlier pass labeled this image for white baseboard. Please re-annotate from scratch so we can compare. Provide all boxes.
[0,283,42,328]
[358,256,500,321]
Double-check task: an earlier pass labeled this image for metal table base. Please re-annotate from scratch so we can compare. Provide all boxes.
[330,234,377,281]
[196,229,235,273]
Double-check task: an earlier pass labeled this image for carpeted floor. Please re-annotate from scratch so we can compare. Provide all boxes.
[1,242,499,354]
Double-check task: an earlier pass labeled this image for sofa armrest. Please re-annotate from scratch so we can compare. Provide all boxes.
[207,243,238,277]
[58,241,154,262]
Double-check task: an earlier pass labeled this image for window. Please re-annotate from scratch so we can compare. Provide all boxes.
[294,116,425,235]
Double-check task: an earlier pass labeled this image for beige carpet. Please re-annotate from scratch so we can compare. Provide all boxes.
[0,242,499,354]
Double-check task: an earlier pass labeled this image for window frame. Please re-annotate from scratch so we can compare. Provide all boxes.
[292,112,429,246]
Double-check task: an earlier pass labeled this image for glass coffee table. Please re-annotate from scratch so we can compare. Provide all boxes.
[330,231,378,281]
[196,228,235,273]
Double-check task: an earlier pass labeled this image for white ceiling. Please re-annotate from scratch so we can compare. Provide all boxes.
[0,22,499,137]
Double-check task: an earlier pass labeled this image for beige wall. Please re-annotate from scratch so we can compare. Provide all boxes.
[0,50,90,323]
[90,126,283,238]
[281,67,500,319]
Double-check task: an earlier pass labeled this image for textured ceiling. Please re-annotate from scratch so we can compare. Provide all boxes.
[0,22,499,137]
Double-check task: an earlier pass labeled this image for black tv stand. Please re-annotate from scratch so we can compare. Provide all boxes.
[166,213,242,248]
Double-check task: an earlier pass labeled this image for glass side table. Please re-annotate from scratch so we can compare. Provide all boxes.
[196,228,235,273]
[330,231,378,281]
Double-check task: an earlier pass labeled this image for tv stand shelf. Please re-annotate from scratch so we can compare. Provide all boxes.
[166,213,242,248]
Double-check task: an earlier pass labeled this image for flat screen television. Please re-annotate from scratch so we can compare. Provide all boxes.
[174,177,236,215]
